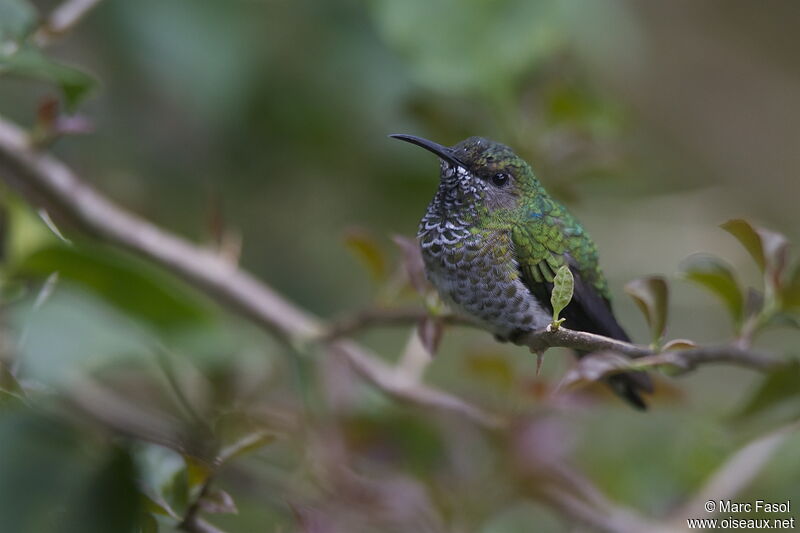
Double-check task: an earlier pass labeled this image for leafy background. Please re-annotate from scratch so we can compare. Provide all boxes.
[1,0,800,531]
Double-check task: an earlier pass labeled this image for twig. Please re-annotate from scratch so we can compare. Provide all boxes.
[329,340,505,429]
[331,306,785,374]
[0,117,502,429]
[518,326,653,357]
[633,345,781,373]
[35,0,106,46]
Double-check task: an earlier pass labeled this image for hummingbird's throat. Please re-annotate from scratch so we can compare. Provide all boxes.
[427,162,485,225]
[440,163,483,197]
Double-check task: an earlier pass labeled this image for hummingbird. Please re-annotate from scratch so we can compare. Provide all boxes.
[391,134,653,409]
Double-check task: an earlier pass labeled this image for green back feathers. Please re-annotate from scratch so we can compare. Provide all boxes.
[450,137,610,300]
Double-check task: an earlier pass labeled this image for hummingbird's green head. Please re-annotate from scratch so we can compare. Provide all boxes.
[390,134,541,212]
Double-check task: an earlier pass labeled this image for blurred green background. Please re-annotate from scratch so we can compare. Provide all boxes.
[1,0,800,531]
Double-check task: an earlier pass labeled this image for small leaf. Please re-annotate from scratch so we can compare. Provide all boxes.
[416,315,443,357]
[344,228,387,282]
[721,219,790,290]
[662,339,696,351]
[0,46,96,110]
[681,253,744,326]
[625,276,669,343]
[735,360,800,419]
[16,243,213,332]
[550,264,573,324]
[722,219,767,271]
[182,455,212,493]
[0,0,37,43]
[198,489,238,515]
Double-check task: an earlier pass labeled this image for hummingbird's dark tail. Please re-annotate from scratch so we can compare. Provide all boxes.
[606,366,653,410]
[575,349,653,410]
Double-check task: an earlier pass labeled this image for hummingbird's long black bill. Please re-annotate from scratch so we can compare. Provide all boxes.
[389,134,465,168]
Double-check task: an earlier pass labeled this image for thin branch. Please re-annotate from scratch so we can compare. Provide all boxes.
[0,117,501,429]
[633,345,781,373]
[35,0,105,46]
[330,340,505,429]
[330,306,785,374]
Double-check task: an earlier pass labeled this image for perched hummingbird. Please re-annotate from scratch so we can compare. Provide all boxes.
[391,134,653,409]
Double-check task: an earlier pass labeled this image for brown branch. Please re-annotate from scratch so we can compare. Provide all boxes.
[520,326,783,373]
[0,117,502,429]
[329,340,505,428]
[329,306,785,374]
[633,345,781,373]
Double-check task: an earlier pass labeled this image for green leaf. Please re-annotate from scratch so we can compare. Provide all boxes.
[0,0,37,43]
[343,228,387,282]
[721,219,767,271]
[550,264,573,325]
[0,46,96,109]
[625,276,669,344]
[183,455,213,493]
[735,360,800,419]
[0,410,142,533]
[61,447,143,533]
[15,243,214,333]
[681,253,744,327]
[721,219,790,290]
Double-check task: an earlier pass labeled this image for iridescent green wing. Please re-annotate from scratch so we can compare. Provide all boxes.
[511,206,628,341]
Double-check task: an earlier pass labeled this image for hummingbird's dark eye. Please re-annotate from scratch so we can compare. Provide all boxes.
[491,172,510,187]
